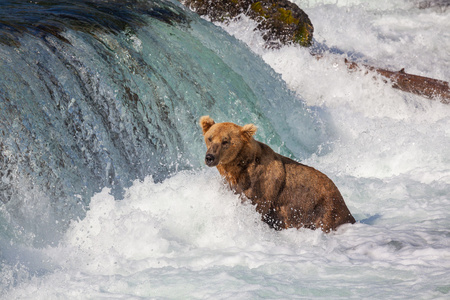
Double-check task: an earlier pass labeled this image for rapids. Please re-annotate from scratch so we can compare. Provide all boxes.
[1,0,449,299]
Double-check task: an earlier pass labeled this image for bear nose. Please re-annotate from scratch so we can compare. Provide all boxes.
[205,154,215,166]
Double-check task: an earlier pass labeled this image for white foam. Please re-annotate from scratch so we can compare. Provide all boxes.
[219,6,450,181]
[4,166,450,299]
[3,1,450,299]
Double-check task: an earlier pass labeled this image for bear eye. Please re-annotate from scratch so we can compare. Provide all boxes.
[222,140,229,146]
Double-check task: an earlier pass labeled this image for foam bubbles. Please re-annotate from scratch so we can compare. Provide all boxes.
[3,1,450,299]
[52,170,271,275]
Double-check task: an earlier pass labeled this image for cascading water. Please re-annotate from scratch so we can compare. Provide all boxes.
[1,0,449,298]
[0,0,327,248]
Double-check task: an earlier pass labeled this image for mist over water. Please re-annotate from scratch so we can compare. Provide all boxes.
[1,0,450,299]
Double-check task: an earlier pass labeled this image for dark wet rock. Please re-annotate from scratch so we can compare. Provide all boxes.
[181,0,314,47]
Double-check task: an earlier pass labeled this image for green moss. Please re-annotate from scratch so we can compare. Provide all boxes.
[250,2,266,18]
[294,23,313,47]
[276,7,298,25]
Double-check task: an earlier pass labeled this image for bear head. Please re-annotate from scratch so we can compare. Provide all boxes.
[199,116,257,167]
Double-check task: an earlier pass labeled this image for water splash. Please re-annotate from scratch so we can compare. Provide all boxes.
[0,0,327,247]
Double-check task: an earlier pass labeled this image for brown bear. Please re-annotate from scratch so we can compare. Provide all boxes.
[199,116,355,232]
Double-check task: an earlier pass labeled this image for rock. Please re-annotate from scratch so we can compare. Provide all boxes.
[181,0,314,47]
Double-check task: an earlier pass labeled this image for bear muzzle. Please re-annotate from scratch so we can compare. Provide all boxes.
[205,154,218,167]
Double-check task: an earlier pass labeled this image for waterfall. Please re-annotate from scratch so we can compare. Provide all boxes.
[0,0,327,246]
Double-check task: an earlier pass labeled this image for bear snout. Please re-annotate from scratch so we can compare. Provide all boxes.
[205,154,217,167]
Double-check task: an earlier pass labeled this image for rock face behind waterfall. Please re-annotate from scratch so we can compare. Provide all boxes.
[182,0,314,47]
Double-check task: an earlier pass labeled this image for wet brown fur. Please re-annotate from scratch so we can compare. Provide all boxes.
[200,116,355,232]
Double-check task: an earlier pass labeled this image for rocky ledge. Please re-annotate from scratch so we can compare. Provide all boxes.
[181,0,314,47]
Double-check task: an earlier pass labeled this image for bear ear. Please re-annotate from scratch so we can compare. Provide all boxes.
[199,116,215,135]
[240,124,257,142]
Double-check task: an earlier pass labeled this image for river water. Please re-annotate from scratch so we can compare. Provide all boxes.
[1,0,449,299]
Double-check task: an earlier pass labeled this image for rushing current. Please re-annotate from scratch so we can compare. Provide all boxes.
[1,0,449,298]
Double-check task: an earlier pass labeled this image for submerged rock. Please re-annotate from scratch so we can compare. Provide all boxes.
[181,0,313,47]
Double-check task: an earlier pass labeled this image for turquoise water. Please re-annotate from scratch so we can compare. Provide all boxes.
[1,0,450,298]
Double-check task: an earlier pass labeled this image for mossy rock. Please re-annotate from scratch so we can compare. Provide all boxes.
[182,0,313,47]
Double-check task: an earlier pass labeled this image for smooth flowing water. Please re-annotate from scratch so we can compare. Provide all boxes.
[1,0,449,299]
